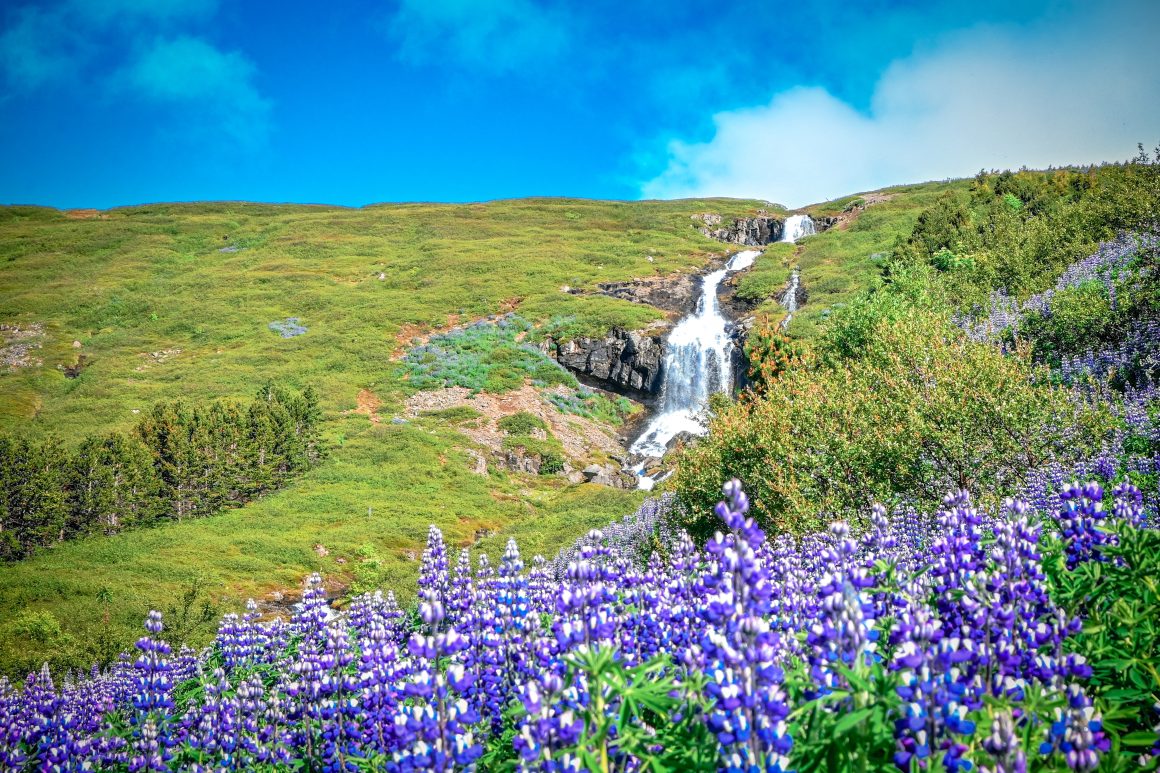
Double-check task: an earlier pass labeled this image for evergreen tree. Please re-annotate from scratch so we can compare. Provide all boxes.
[68,433,163,536]
[0,437,69,558]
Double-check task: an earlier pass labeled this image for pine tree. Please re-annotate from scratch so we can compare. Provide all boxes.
[68,433,163,535]
[0,437,69,557]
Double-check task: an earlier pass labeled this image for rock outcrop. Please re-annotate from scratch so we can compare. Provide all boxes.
[693,212,839,246]
[694,213,785,246]
[581,463,635,489]
[728,316,754,394]
[542,327,665,397]
[597,274,698,313]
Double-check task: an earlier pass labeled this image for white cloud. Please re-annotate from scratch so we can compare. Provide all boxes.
[0,0,219,92]
[0,1,269,147]
[388,0,570,72]
[116,35,271,146]
[641,8,1160,206]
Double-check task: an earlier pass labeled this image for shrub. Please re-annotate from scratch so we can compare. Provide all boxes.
[674,310,1112,540]
[547,388,638,425]
[497,411,547,435]
[501,435,567,476]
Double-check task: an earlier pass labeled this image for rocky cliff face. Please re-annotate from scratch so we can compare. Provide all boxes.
[693,212,838,246]
[729,316,754,394]
[694,213,785,245]
[542,327,665,397]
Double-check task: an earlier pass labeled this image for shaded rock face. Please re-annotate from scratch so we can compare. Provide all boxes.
[582,463,635,489]
[543,327,664,397]
[728,316,754,395]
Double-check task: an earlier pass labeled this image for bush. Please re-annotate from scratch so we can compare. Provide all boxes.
[547,388,638,425]
[674,310,1112,540]
[1044,503,1160,746]
[497,411,547,435]
[419,406,482,425]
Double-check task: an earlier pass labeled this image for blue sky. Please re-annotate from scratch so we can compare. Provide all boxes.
[1,0,1157,208]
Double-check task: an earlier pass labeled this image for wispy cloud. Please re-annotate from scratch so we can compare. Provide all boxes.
[0,0,267,146]
[387,0,571,72]
[641,3,1160,206]
[115,35,271,147]
[0,5,84,90]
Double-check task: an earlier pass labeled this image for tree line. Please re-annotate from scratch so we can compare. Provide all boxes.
[0,383,323,561]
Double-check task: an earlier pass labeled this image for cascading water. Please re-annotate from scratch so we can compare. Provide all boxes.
[629,250,760,485]
[781,213,816,243]
[779,270,801,330]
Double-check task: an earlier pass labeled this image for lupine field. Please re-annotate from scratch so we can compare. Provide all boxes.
[0,466,1156,771]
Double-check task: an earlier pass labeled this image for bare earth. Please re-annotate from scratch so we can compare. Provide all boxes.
[405,384,628,465]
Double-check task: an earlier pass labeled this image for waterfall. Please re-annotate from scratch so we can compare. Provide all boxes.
[779,270,801,330]
[781,214,816,243]
[629,250,761,477]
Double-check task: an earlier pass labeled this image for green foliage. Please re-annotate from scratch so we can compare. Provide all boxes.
[404,317,577,393]
[1013,241,1158,382]
[742,315,807,394]
[0,383,323,560]
[524,647,717,771]
[547,388,638,425]
[161,576,220,647]
[1019,281,1114,367]
[497,411,547,435]
[419,406,482,425]
[501,434,566,476]
[675,311,1112,540]
[1045,520,1160,742]
[732,242,795,303]
[885,159,1160,312]
[1002,192,1025,212]
[786,657,901,772]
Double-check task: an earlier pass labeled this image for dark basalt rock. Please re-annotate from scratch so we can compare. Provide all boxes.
[728,316,755,395]
[694,211,837,245]
[542,327,665,397]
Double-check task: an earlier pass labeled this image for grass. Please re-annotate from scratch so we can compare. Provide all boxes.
[753,180,971,339]
[0,187,961,675]
[0,197,752,675]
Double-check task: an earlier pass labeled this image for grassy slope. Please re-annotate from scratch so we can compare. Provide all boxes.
[734,180,970,338]
[0,185,960,673]
[0,197,763,674]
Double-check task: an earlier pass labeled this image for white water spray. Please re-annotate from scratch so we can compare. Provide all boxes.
[781,214,816,243]
[629,250,761,473]
[779,270,801,330]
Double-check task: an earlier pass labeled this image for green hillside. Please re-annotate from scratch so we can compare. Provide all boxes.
[0,188,954,675]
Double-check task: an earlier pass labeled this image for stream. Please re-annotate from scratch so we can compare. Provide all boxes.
[628,215,816,489]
